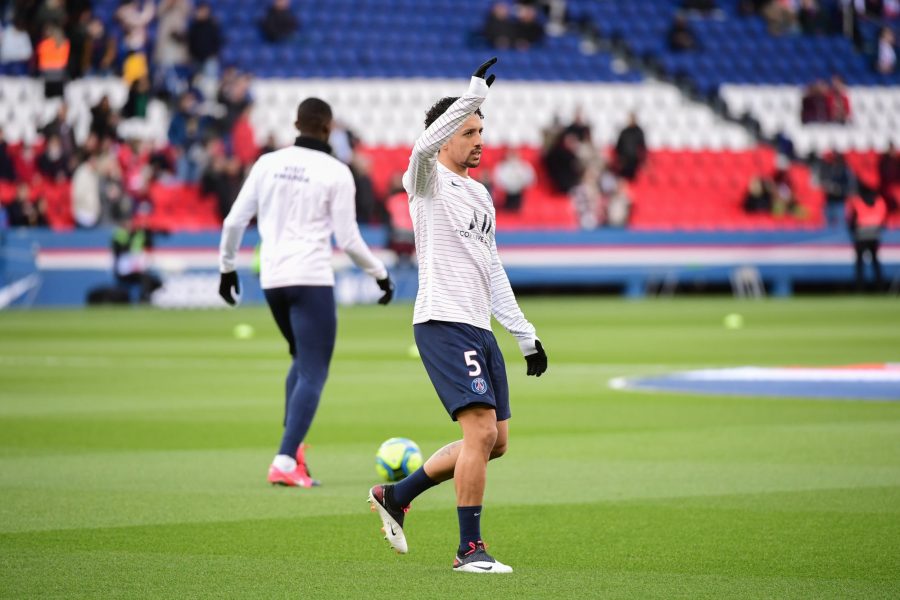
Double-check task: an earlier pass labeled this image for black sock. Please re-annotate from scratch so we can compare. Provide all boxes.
[457,505,482,555]
[392,467,438,507]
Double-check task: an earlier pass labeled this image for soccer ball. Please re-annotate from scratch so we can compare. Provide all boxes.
[375,437,423,482]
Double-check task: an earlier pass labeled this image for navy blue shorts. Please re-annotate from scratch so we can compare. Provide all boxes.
[413,320,510,422]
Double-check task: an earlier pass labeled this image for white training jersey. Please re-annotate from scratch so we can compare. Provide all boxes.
[403,77,538,355]
[220,140,387,289]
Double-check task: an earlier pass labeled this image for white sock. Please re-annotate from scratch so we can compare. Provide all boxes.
[273,454,297,473]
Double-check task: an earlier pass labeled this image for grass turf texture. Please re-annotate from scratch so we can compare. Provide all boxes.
[1,297,899,599]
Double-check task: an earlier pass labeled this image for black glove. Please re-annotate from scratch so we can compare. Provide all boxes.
[525,340,547,377]
[376,276,394,305]
[219,271,240,306]
[473,57,498,87]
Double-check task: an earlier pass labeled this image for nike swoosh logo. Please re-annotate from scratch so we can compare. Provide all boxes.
[450,181,461,187]
[389,524,397,536]
[471,565,493,571]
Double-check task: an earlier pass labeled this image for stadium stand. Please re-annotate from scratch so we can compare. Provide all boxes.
[1,0,898,235]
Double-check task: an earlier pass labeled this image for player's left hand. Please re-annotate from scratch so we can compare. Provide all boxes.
[473,57,498,87]
[376,276,394,305]
[525,339,547,377]
[219,271,240,306]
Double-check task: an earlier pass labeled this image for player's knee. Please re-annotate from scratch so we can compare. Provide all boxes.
[490,439,507,460]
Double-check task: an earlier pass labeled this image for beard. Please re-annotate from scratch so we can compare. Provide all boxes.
[463,151,482,168]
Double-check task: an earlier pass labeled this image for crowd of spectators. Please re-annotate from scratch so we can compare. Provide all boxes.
[737,0,898,74]
[541,109,635,229]
[483,2,546,50]
[742,156,806,218]
[800,75,852,123]
[0,0,309,231]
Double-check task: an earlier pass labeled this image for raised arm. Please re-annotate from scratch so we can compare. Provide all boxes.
[403,58,497,196]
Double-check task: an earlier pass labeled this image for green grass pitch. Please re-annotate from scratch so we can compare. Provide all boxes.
[1,297,899,599]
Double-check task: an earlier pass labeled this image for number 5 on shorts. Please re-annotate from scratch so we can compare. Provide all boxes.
[463,350,481,377]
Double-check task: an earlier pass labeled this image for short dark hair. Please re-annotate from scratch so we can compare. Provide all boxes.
[296,97,333,135]
[424,97,484,129]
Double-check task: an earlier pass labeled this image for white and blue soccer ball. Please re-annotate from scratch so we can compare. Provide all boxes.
[375,437,423,482]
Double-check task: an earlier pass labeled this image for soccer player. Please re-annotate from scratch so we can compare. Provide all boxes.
[219,97,394,488]
[368,58,548,573]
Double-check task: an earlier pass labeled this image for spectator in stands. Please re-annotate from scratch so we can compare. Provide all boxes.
[35,0,66,33]
[598,166,631,227]
[493,148,536,212]
[65,9,92,79]
[667,14,698,52]
[260,0,300,43]
[90,96,120,142]
[350,153,378,224]
[846,188,888,291]
[41,104,77,162]
[5,184,48,228]
[513,4,545,49]
[83,16,118,76]
[827,75,851,123]
[231,105,258,167]
[800,80,830,123]
[771,161,803,217]
[484,3,517,49]
[876,27,896,74]
[878,142,899,212]
[122,75,152,119]
[12,142,36,183]
[168,91,211,181]
[217,71,253,134]
[188,2,223,79]
[72,153,103,228]
[154,0,192,94]
[0,128,15,181]
[571,164,601,229]
[563,107,592,144]
[36,134,70,181]
[0,18,33,74]
[116,0,155,54]
[818,152,857,226]
[762,0,797,35]
[798,0,827,35]
[614,113,647,181]
[885,0,900,18]
[743,176,773,213]
[201,153,243,219]
[36,24,70,98]
[544,130,582,193]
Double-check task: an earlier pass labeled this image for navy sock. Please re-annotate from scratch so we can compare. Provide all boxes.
[392,467,438,507]
[457,505,482,555]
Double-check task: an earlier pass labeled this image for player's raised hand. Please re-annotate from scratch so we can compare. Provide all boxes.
[218,271,240,306]
[473,57,498,87]
[525,339,547,377]
[376,276,395,305]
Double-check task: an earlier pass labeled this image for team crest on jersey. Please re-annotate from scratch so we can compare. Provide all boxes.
[471,378,488,395]
[458,209,494,245]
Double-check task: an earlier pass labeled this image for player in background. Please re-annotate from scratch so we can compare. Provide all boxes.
[368,58,548,573]
[219,98,394,487]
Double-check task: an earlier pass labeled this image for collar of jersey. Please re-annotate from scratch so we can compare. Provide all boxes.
[294,136,333,155]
